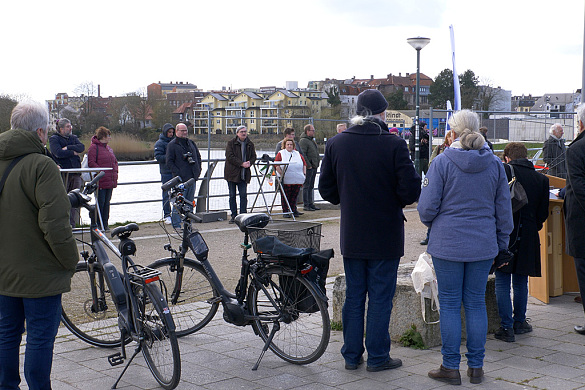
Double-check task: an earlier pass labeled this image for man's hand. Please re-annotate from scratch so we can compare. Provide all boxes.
[62,146,67,150]
[242,161,251,168]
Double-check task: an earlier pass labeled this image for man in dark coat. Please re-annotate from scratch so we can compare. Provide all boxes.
[166,123,201,229]
[299,124,321,211]
[49,118,85,227]
[154,123,175,224]
[543,123,567,179]
[224,125,256,223]
[564,108,585,335]
[319,89,421,372]
[494,143,549,343]
[409,122,430,174]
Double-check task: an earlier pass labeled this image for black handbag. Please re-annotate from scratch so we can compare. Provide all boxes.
[508,164,528,213]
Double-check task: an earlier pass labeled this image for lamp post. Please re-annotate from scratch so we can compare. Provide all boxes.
[407,36,430,176]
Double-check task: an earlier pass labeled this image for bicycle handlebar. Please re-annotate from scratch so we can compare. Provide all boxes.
[161,176,182,191]
[186,211,203,223]
[68,171,106,208]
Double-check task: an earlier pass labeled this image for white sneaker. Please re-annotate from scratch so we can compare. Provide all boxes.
[164,216,172,225]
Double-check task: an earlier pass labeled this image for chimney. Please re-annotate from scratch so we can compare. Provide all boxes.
[406,73,410,77]
[370,75,374,80]
[399,73,402,77]
[98,84,101,97]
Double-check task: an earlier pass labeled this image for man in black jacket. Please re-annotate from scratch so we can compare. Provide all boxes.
[319,89,421,372]
[565,106,585,335]
[166,123,201,229]
[543,123,567,178]
[409,122,430,174]
[48,118,85,227]
[224,126,256,223]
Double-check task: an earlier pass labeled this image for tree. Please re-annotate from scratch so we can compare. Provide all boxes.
[0,95,18,133]
[459,69,479,109]
[325,86,341,107]
[429,69,454,109]
[385,89,408,110]
[151,99,174,130]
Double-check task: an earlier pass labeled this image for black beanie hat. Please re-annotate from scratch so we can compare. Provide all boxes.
[356,89,388,116]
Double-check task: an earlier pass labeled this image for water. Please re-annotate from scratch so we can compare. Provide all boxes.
[80,149,322,225]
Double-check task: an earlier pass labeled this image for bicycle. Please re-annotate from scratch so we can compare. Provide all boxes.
[150,176,333,369]
[62,172,181,389]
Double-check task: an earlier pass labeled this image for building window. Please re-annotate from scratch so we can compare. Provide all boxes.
[251,119,255,124]
[217,119,220,124]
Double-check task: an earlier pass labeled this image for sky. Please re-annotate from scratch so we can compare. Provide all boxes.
[1,0,583,103]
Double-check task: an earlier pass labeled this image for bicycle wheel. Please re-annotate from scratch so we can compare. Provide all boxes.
[137,283,181,390]
[148,257,219,337]
[248,266,330,364]
[61,261,124,348]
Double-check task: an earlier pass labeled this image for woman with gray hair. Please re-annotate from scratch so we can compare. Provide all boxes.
[418,109,513,385]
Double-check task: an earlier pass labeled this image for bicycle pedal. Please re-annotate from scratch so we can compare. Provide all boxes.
[107,352,124,366]
[208,297,222,304]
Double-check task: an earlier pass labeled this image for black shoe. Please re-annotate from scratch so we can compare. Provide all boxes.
[311,204,320,210]
[420,238,428,245]
[467,367,484,384]
[228,216,236,224]
[293,211,303,217]
[494,327,515,342]
[345,356,364,370]
[575,325,585,335]
[428,365,461,385]
[366,357,402,372]
[303,206,315,211]
[513,320,532,334]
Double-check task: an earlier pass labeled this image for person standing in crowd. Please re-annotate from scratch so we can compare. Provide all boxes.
[319,89,421,372]
[336,123,347,134]
[418,109,513,385]
[420,130,454,246]
[274,127,302,156]
[275,138,306,218]
[479,126,494,151]
[88,126,118,231]
[224,125,256,224]
[300,124,320,211]
[564,105,585,335]
[154,123,175,225]
[49,118,85,227]
[166,123,201,229]
[494,142,549,343]
[409,122,430,174]
[543,123,567,179]
[0,101,78,390]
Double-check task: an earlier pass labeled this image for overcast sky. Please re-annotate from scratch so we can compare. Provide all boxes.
[1,0,583,103]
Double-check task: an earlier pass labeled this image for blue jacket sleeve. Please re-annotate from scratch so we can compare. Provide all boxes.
[69,136,85,153]
[49,136,73,159]
[154,140,166,164]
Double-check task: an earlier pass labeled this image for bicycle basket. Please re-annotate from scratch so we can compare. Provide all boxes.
[248,220,322,253]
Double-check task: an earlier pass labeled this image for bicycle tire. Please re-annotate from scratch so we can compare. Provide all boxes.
[248,266,330,364]
[137,282,181,390]
[61,261,126,348]
[148,257,219,337]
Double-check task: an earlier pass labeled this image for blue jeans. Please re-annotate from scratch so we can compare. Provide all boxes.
[495,271,528,329]
[96,188,113,229]
[161,172,173,218]
[433,257,492,369]
[172,181,195,228]
[0,294,62,390]
[227,180,248,218]
[341,257,400,367]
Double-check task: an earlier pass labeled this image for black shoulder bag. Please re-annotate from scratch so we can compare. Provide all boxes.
[0,155,26,196]
[508,164,528,213]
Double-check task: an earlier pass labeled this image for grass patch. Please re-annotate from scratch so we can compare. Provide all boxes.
[331,321,343,331]
[399,324,427,349]
[80,133,153,161]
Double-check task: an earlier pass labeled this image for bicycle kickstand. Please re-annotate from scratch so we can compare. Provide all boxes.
[111,344,142,389]
[252,321,280,371]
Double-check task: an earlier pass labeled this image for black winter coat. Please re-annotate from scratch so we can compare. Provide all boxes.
[166,137,202,181]
[504,159,549,276]
[319,118,421,259]
[224,136,256,183]
[543,136,567,179]
[154,132,173,175]
[564,130,585,257]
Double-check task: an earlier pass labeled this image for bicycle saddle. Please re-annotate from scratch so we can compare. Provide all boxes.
[234,213,270,233]
[253,235,314,257]
[111,223,139,238]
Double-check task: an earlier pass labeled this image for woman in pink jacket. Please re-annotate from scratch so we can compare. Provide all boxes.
[87,126,118,230]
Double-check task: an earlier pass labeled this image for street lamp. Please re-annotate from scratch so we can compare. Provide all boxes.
[407,36,431,176]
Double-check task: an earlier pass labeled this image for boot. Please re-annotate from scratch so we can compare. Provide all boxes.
[467,367,484,384]
[428,365,461,385]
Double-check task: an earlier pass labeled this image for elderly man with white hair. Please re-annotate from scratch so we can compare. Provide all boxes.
[542,123,567,178]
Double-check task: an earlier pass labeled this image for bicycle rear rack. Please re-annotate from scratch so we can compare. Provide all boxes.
[127,264,161,286]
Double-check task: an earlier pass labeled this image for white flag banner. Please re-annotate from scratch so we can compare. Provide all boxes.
[450,25,461,111]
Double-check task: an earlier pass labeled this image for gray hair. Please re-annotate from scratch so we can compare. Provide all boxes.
[578,104,585,127]
[350,110,383,126]
[10,101,49,132]
[449,110,483,150]
[57,117,71,130]
[236,125,247,133]
[549,123,562,135]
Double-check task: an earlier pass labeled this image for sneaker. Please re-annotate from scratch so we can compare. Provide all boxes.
[366,357,402,372]
[345,356,364,370]
[513,320,533,334]
[494,326,515,342]
[164,216,172,225]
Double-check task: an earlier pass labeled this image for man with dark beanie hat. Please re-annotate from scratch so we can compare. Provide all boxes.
[319,89,421,372]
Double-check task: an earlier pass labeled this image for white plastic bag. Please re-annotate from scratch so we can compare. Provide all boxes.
[411,252,440,324]
[80,154,91,182]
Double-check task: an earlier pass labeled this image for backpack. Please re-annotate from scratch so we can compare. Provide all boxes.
[508,164,528,213]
